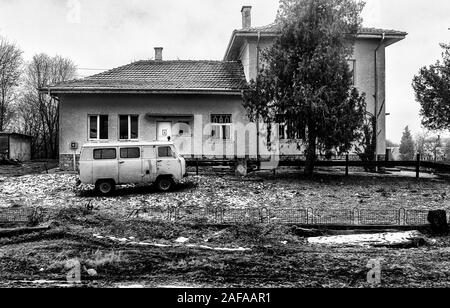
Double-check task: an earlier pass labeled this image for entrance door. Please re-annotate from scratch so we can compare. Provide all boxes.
[157,122,172,141]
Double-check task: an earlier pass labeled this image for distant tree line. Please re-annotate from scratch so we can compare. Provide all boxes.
[411,43,450,162]
[396,126,450,162]
[0,36,77,159]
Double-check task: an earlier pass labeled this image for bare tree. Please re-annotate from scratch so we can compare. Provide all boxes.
[0,37,23,131]
[18,54,76,158]
[415,130,445,161]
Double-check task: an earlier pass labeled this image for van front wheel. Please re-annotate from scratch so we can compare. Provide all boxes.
[96,180,115,195]
[156,177,173,192]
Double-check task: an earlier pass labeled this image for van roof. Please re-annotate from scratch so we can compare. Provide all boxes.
[82,141,175,148]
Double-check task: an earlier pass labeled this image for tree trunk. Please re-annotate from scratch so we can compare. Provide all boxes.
[304,131,317,177]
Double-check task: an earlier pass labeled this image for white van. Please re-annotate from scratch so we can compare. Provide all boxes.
[78,142,187,194]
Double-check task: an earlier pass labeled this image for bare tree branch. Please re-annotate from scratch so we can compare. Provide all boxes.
[0,36,23,131]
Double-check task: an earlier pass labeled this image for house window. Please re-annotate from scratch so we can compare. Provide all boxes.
[93,148,116,160]
[276,114,305,140]
[119,115,139,140]
[120,147,140,159]
[89,115,108,140]
[211,114,232,140]
[347,60,356,85]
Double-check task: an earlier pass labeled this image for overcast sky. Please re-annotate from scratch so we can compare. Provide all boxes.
[0,0,449,143]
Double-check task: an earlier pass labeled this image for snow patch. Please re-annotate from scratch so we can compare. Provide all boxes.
[308,230,425,247]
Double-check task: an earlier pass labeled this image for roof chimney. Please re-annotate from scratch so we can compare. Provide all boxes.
[241,6,252,29]
[154,47,163,61]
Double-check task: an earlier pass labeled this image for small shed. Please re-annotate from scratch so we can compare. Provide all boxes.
[0,132,32,162]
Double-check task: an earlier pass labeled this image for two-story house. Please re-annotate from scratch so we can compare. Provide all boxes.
[44,6,407,170]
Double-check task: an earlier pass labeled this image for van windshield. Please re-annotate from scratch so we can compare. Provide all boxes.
[171,146,179,156]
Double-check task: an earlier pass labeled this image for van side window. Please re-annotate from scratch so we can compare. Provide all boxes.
[120,147,140,159]
[93,148,116,160]
[158,146,173,158]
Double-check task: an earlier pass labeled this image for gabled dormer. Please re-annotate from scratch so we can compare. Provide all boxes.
[224,6,407,82]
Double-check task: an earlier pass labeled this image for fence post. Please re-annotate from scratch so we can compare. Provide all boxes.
[399,208,406,226]
[345,154,349,176]
[416,154,421,179]
[307,208,314,225]
[196,158,199,176]
[353,208,359,225]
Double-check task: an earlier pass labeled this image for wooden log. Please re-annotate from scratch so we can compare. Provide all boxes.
[427,210,449,235]
[0,225,50,238]
[292,227,325,237]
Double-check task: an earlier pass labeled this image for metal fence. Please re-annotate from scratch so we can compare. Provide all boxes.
[186,154,450,178]
[0,207,47,226]
[0,206,436,227]
[154,207,434,226]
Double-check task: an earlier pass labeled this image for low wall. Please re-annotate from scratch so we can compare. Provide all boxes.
[60,154,80,171]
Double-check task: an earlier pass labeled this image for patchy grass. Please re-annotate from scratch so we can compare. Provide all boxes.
[1,169,449,215]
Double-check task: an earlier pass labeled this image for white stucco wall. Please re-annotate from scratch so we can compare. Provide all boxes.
[9,135,31,161]
[59,93,272,159]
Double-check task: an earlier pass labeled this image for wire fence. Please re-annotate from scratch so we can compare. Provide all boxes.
[0,207,48,227]
[0,206,440,227]
[152,206,436,226]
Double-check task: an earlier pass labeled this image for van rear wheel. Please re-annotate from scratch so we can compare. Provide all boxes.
[156,177,174,192]
[96,180,115,195]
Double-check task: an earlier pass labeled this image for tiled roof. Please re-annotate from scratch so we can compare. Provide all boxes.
[238,23,407,37]
[48,60,247,93]
[358,27,408,36]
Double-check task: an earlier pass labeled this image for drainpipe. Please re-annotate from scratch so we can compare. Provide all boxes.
[374,32,385,166]
[256,31,261,167]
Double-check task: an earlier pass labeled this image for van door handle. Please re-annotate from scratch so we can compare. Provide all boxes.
[157,160,163,163]
[119,161,125,164]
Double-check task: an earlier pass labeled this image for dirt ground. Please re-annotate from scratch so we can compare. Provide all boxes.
[1,166,450,288]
